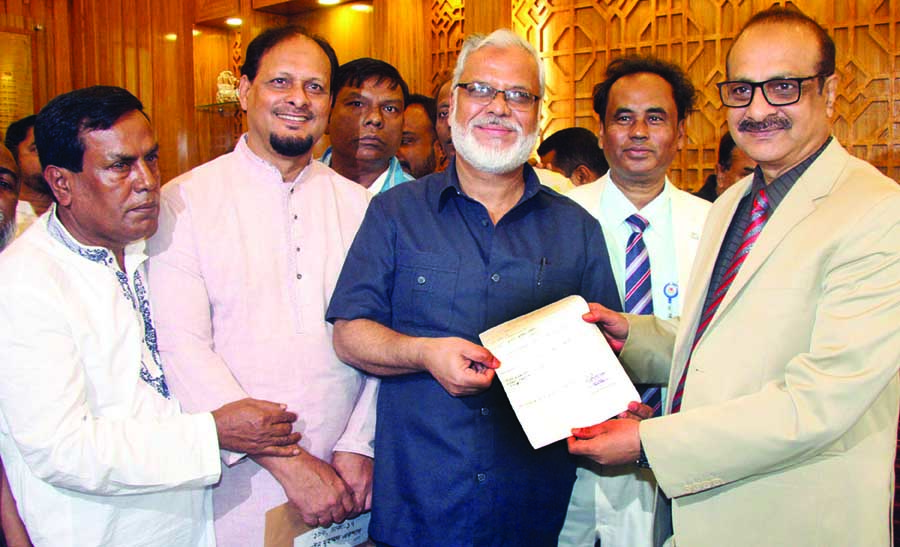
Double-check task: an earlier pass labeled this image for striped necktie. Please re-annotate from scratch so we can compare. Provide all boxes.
[624,214,653,315]
[671,188,770,413]
[624,214,661,414]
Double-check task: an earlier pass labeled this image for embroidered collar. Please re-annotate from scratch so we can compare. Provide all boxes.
[47,206,170,399]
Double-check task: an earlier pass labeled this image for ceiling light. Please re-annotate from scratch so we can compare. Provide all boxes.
[225,17,242,26]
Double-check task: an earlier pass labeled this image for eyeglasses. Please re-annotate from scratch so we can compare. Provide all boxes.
[717,75,824,108]
[456,82,540,111]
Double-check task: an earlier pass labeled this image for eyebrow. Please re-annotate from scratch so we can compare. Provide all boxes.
[107,143,159,163]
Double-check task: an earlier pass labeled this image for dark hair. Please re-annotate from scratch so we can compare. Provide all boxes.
[593,55,697,122]
[730,6,835,82]
[332,57,409,107]
[406,94,437,126]
[34,86,145,173]
[4,115,37,162]
[241,26,339,94]
[537,127,609,178]
[716,132,740,170]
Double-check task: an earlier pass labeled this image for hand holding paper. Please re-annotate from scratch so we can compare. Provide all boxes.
[568,417,643,465]
[479,295,640,449]
[419,336,500,397]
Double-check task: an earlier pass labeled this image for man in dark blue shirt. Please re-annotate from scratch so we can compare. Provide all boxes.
[327,29,620,547]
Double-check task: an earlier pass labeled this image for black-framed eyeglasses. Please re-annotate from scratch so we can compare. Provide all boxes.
[717,75,825,108]
[456,82,540,111]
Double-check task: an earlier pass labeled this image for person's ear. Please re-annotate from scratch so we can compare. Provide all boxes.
[44,165,74,207]
[822,73,840,117]
[571,164,596,186]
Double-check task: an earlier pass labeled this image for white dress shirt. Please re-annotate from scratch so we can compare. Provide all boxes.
[146,136,376,547]
[0,208,221,547]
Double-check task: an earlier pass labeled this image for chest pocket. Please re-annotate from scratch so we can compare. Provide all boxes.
[394,249,459,331]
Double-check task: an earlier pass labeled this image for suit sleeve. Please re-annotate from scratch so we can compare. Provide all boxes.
[619,314,679,385]
[640,191,900,498]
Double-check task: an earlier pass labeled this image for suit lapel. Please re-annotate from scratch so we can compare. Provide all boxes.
[704,140,847,337]
[665,179,748,402]
[670,189,705,290]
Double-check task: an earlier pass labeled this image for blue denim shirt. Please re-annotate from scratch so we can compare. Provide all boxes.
[327,161,621,547]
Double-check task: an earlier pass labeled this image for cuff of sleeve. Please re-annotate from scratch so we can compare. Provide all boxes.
[197,412,224,483]
[220,449,248,467]
[332,439,375,459]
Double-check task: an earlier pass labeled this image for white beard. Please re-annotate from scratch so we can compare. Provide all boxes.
[0,209,15,252]
[451,114,538,175]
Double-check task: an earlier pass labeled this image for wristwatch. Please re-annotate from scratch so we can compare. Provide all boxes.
[636,441,651,469]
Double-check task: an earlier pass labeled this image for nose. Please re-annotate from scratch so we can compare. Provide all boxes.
[286,84,311,108]
[630,118,648,140]
[364,106,384,128]
[485,90,512,116]
[745,85,776,118]
[133,159,160,192]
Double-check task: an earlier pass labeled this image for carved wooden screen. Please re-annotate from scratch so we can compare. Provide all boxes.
[430,0,900,188]
[430,0,465,94]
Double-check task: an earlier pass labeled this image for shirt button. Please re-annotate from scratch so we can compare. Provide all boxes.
[481,219,489,227]
[416,275,426,285]
[296,273,302,280]
[490,273,500,283]
[480,407,490,416]
[295,247,301,252]
[476,472,487,483]
[293,214,298,220]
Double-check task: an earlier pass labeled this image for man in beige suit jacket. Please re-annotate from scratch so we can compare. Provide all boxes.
[568,7,900,547]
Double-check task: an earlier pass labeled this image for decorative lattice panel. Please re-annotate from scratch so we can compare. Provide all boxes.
[430,0,465,94]
[492,0,900,189]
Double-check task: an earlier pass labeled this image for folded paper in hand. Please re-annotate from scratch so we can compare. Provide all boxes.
[479,295,640,449]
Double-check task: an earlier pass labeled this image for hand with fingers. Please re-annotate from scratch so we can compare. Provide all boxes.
[419,337,500,397]
[211,398,301,456]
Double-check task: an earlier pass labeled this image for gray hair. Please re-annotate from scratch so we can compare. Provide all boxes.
[451,29,545,98]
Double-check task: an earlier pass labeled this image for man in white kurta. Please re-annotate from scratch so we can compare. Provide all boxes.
[146,28,376,546]
[560,56,710,547]
[0,85,300,547]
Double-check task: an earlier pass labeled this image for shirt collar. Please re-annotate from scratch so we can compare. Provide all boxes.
[46,203,147,273]
[601,174,672,229]
[749,135,832,212]
[436,160,546,212]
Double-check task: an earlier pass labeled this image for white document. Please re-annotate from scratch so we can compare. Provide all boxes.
[479,295,640,449]
[293,513,370,547]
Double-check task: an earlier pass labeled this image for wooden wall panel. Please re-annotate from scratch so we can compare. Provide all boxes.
[425,0,900,188]
[196,0,239,24]
[373,0,428,93]
[292,4,373,67]
[66,0,198,182]
[0,0,70,126]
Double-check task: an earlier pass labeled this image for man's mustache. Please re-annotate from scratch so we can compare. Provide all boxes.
[738,116,792,132]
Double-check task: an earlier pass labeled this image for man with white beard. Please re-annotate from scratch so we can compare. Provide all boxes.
[327,29,621,547]
[0,145,19,252]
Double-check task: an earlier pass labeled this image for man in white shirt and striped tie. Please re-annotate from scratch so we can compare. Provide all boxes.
[560,55,710,547]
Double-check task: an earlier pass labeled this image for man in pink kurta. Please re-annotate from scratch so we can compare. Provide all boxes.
[146,27,376,546]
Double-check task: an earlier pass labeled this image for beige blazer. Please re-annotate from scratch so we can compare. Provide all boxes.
[622,139,900,547]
